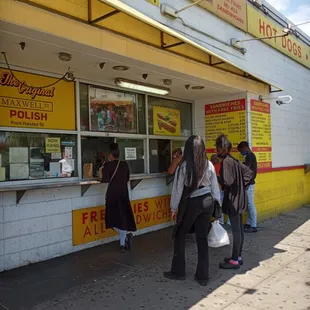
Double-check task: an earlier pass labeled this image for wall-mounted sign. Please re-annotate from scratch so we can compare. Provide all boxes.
[247,5,310,69]
[72,195,171,245]
[125,147,137,160]
[205,99,247,160]
[250,100,272,172]
[153,106,181,136]
[0,69,76,130]
[193,0,247,31]
[147,0,159,6]
[45,138,61,153]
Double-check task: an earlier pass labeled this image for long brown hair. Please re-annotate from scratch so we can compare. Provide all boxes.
[178,135,208,191]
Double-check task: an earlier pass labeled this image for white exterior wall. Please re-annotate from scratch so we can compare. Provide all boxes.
[0,178,171,271]
[120,0,310,168]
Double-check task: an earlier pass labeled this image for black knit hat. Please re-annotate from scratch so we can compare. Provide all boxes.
[110,143,119,150]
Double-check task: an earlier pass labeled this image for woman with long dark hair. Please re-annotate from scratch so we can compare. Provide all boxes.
[164,135,221,286]
[216,134,253,269]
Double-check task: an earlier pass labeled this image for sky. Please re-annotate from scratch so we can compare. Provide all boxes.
[266,0,310,36]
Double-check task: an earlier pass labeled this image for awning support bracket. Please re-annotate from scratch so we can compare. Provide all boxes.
[90,10,120,24]
[210,61,225,66]
[130,179,142,190]
[160,31,184,49]
[88,2,120,25]
[163,42,185,49]
[16,190,26,204]
[81,184,92,196]
[269,85,283,93]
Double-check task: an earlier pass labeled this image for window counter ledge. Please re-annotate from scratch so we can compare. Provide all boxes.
[0,174,170,204]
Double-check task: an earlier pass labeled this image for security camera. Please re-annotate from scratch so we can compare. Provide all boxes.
[142,74,148,80]
[259,95,292,105]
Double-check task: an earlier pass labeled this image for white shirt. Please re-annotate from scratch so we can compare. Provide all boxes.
[170,161,221,212]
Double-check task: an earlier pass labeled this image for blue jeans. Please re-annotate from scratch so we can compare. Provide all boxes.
[219,190,225,225]
[246,184,257,228]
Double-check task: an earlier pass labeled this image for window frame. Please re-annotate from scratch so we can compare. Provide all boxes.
[0,66,194,185]
[78,78,193,177]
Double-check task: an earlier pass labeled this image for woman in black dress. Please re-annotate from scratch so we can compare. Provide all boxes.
[102,143,137,252]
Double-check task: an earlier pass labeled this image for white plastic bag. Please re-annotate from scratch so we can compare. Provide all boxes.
[208,220,230,248]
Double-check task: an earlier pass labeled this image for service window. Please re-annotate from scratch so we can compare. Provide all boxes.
[116,139,145,175]
[0,132,77,182]
[149,139,171,173]
[172,140,185,154]
[81,136,114,179]
[148,96,192,137]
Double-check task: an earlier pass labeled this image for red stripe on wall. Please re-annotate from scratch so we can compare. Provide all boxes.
[258,165,305,174]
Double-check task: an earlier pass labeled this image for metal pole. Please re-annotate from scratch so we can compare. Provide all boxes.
[236,33,288,43]
[175,0,205,14]
[290,21,310,28]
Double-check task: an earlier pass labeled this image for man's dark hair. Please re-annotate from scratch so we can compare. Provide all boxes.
[238,141,249,149]
[111,148,120,159]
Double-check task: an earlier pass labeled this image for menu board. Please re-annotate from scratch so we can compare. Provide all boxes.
[205,99,247,159]
[251,100,272,171]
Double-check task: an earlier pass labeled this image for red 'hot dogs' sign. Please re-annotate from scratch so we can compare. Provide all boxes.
[247,5,310,69]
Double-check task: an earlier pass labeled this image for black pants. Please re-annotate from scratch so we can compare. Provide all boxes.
[229,213,244,261]
[171,194,214,280]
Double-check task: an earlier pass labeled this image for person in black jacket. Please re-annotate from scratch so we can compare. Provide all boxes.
[102,143,137,252]
[216,135,253,269]
[238,141,258,233]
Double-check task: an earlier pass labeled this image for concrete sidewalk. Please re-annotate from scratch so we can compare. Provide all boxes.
[0,206,309,310]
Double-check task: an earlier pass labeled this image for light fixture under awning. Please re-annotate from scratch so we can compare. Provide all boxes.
[115,78,170,95]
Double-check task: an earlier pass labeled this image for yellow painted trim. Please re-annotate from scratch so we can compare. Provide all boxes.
[1,0,269,95]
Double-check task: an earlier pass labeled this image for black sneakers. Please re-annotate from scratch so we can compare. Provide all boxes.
[163,272,185,281]
[194,274,209,286]
[245,227,258,233]
[224,257,243,266]
[219,261,241,269]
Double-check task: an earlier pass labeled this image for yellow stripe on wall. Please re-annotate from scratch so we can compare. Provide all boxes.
[255,168,310,222]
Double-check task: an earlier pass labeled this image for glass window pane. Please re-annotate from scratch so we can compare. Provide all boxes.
[148,96,192,137]
[149,139,171,173]
[81,137,114,179]
[0,132,77,182]
[172,140,185,154]
[83,86,146,134]
[117,139,145,174]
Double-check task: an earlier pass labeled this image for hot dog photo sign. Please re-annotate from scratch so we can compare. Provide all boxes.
[153,106,181,136]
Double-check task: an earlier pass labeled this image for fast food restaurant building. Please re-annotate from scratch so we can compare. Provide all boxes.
[0,0,309,271]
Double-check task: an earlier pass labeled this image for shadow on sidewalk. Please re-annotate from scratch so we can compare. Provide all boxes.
[0,206,309,310]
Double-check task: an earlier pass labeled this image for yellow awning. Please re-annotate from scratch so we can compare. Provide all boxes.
[99,0,282,91]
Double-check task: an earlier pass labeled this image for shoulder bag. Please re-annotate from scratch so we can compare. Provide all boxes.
[105,160,120,199]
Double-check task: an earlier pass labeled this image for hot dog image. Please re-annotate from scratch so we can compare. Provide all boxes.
[157,112,177,133]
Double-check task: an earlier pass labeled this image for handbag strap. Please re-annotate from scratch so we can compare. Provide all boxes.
[109,160,120,184]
